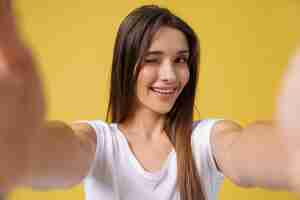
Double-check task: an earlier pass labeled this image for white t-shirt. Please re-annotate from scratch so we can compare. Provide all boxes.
[81,119,224,200]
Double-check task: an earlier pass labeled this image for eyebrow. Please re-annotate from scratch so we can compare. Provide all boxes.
[145,50,189,56]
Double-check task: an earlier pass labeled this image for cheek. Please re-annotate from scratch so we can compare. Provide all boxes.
[179,67,190,86]
[136,68,157,93]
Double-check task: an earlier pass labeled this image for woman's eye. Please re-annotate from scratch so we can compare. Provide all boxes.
[175,57,188,64]
[144,58,159,63]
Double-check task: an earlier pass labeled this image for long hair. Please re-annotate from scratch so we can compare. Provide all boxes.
[106,5,204,200]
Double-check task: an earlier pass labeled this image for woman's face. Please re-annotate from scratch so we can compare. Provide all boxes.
[134,26,190,115]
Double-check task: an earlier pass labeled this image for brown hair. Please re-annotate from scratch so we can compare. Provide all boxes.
[106,5,205,200]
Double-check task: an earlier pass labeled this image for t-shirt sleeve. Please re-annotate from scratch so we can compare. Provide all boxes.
[192,119,225,200]
[73,120,106,178]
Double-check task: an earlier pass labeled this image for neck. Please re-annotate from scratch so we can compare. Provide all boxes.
[119,107,167,141]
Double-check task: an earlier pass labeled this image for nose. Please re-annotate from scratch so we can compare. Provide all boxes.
[159,60,177,83]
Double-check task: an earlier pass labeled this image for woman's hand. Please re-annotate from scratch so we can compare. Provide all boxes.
[276,48,300,192]
[0,0,46,191]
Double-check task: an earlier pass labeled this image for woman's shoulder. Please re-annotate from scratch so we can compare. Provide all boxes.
[192,118,225,130]
[72,119,118,136]
[192,119,242,144]
[193,118,240,131]
[74,119,113,127]
[192,118,242,138]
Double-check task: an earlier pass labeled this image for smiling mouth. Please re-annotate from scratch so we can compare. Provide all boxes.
[150,87,177,96]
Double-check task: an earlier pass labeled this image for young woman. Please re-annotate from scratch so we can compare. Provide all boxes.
[0,1,298,200]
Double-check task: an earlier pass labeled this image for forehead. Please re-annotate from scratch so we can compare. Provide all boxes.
[147,26,189,54]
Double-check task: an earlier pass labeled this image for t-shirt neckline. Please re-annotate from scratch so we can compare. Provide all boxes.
[112,123,175,181]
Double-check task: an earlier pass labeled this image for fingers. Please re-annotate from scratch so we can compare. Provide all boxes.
[0,0,19,43]
[0,0,14,23]
[276,48,300,192]
[277,48,300,134]
[289,49,300,68]
[0,0,32,75]
[0,0,12,16]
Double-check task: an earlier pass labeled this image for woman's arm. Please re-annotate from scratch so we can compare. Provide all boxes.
[0,119,97,191]
[210,50,300,192]
[22,121,97,189]
[210,120,291,190]
[0,0,97,191]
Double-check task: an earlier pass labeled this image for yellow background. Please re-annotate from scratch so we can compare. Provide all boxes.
[9,0,300,199]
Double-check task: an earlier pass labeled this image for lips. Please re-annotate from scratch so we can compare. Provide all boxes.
[150,87,177,95]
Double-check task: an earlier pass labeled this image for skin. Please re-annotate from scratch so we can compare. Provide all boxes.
[0,0,94,190]
[276,48,300,192]
[0,0,46,191]
[118,26,190,172]
[1,0,300,193]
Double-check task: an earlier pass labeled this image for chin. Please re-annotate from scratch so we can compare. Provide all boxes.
[152,105,174,115]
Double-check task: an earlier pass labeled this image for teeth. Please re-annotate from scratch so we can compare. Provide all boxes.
[152,88,176,94]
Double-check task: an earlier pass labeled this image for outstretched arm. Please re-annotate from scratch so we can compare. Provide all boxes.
[210,50,300,191]
[211,120,290,190]
[0,0,97,191]
[0,0,46,191]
